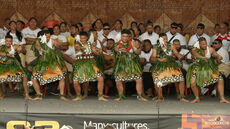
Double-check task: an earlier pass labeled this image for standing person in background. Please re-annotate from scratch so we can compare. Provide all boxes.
[2,17,10,34]
[211,22,230,56]
[166,22,187,48]
[154,25,161,35]
[66,24,79,48]
[22,17,41,64]
[92,19,104,38]
[16,20,25,32]
[77,22,84,32]
[189,23,211,47]
[214,24,221,34]
[108,19,122,42]
[98,23,111,49]
[139,22,159,46]
[60,22,70,37]
[138,23,146,35]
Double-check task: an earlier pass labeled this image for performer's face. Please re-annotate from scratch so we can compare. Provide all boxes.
[162,36,168,43]
[29,19,37,30]
[197,28,204,36]
[143,41,152,52]
[80,35,88,43]
[173,41,181,51]
[219,23,227,34]
[121,34,129,43]
[45,33,51,42]
[170,25,177,35]
[53,26,60,35]
[5,38,12,47]
[147,25,153,35]
[75,43,81,51]
[10,22,16,31]
[107,40,114,50]
[199,41,207,50]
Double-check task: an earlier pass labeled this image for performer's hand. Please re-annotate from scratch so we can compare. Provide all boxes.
[201,56,208,60]
[7,54,14,58]
[106,50,112,55]
[120,48,127,52]
[158,58,167,62]
[140,58,146,63]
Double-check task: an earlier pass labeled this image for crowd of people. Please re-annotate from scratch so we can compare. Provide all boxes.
[0,17,229,103]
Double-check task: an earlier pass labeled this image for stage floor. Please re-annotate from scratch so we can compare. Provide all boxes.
[0,94,229,115]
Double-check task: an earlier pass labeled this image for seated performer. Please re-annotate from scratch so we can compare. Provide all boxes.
[30,30,67,101]
[113,29,147,101]
[63,31,107,101]
[0,35,31,100]
[186,37,230,103]
[150,33,189,102]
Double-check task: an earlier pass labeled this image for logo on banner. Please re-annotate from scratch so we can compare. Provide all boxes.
[181,114,230,129]
[84,121,149,129]
[6,121,72,129]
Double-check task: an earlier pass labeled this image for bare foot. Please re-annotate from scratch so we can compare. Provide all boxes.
[138,97,148,101]
[98,97,108,101]
[24,96,33,100]
[220,98,230,104]
[180,98,190,103]
[190,98,200,103]
[72,97,82,101]
[152,97,158,101]
[114,97,122,101]
[60,96,68,101]
[32,97,43,101]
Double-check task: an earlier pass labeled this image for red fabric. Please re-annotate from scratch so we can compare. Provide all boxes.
[118,40,132,52]
[44,20,59,28]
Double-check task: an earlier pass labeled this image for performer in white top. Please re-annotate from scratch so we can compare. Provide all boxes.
[188,23,211,46]
[139,22,159,45]
[166,22,187,48]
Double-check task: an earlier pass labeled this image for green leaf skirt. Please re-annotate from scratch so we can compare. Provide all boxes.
[186,59,222,88]
[113,52,142,82]
[0,60,25,83]
[73,58,103,84]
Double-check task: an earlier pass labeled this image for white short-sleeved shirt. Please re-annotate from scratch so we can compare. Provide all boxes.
[139,32,159,45]
[51,34,67,42]
[98,32,109,47]
[65,47,82,58]
[188,33,211,46]
[217,47,229,64]
[211,33,230,52]
[0,28,6,39]
[178,48,192,71]
[60,32,70,37]
[108,30,121,43]
[139,49,153,71]
[22,27,41,38]
[166,31,187,47]
[9,32,26,45]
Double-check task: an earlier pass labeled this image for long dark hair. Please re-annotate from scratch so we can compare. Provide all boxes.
[7,21,23,42]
